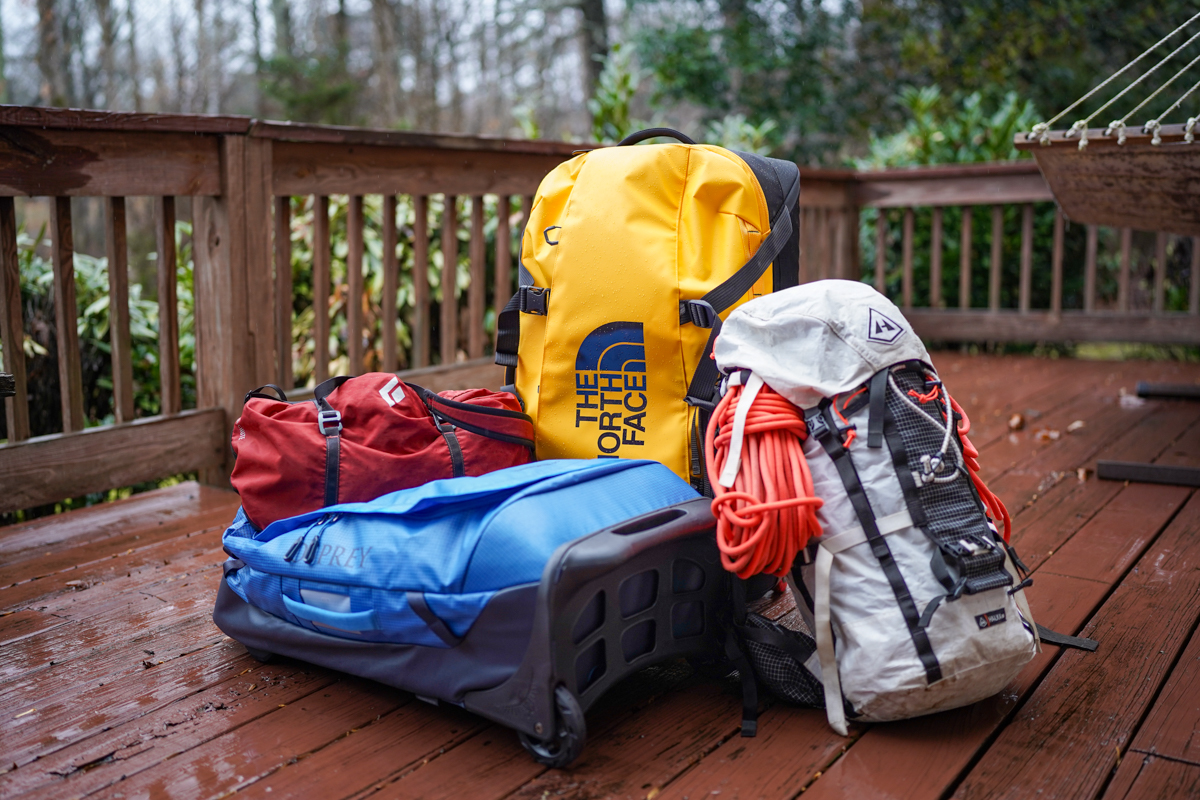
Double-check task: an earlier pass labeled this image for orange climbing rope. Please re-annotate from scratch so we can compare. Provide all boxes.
[950,395,1011,542]
[704,382,823,579]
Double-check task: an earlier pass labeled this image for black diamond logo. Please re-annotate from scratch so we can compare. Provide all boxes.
[867,308,904,344]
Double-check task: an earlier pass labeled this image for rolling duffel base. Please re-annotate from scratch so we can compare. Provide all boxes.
[214,497,727,768]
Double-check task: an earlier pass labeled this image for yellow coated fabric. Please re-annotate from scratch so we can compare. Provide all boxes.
[517,143,773,481]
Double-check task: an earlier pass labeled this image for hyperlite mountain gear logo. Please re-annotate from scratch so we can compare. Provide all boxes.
[867,308,904,344]
[575,322,647,458]
[378,376,406,407]
[975,609,1007,629]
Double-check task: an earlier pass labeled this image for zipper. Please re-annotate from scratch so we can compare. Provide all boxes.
[282,513,339,563]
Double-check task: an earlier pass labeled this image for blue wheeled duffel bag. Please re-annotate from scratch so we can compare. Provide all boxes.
[212,458,728,766]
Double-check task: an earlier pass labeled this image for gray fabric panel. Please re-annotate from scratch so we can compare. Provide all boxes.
[213,574,538,702]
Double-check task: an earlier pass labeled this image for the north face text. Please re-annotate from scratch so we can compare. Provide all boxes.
[574,322,647,458]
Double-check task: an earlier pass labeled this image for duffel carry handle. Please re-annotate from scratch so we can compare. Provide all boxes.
[313,375,354,405]
[244,384,289,403]
[283,595,378,631]
[618,127,695,146]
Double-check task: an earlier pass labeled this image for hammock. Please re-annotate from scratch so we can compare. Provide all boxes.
[1015,12,1200,236]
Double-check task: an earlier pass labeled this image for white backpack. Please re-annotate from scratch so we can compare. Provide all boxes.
[713,280,1087,736]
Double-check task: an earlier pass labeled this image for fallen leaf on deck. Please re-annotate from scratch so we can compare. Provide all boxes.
[1033,428,1061,442]
[1008,413,1025,431]
[1066,420,1086,433]
[1077,467,1092,482]
[14,708,36,718]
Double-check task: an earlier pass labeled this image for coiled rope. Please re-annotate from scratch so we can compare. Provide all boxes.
[704,378,823,579]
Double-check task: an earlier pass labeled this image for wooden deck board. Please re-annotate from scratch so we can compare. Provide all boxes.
[3,356,1200,800]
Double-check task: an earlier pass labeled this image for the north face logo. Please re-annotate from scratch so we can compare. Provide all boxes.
[574,322,647,458]
[867,308,904,344]
[378,376,406,407]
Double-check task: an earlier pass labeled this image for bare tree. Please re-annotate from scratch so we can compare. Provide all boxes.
[370,0,401,124]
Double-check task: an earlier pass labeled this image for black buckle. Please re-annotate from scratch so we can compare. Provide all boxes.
[317,409,342,436]
[519,286,550,316]
[680,299,718,328]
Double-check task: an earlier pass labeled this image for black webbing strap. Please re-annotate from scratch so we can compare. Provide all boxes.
[439,423,466,477]
[813,404,943,684]
[1036,623,1099,652]
[313,376,352,509]
[678,167,800,327]
[726,577,760,737]
[867,369,889,448]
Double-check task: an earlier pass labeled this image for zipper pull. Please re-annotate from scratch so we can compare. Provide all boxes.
[304,514,336,564]
[284,533,306,562]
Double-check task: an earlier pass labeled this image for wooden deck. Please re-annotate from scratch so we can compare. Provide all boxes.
[4,353,1200,800]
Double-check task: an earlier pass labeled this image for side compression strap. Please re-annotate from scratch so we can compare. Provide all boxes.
[313,375,352,508]
[867,369,888,448]
[814,404,943,685]
[1036,623,1099,652]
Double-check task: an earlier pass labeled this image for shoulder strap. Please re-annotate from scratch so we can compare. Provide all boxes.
[312,375,352,508]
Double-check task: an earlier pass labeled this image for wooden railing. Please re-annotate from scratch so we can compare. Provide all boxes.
[2,107,1199,514]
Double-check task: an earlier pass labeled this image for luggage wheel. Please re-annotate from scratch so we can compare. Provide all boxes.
[517,685,586,768]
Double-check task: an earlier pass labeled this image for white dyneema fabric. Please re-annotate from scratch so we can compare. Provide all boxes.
[714,280,931,409]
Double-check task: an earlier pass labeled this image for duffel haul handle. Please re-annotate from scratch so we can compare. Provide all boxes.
[618,128,696,146]
[282,595,378,632]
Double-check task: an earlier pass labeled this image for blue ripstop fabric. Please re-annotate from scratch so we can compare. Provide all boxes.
[222,459,699,646]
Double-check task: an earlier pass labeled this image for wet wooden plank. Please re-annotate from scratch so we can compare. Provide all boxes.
[0,408,228,516]
[272,142,562,198]
[1051,208,1064,315]
[657,706,852,800]
[235,703,484,800]
[950,492,1200,800]
[1006,403,1200,573]
[856,169,1052,209]
[1104,755,1200,800]
[959,207,972,309]
[361,662,697,800]
[0,561,221,683]
[313,195,331,384]
[901,208,913,309]
[468,195,486,359]
[346,195,366,374]
[1,654,333,791]
[1123,621,1200,764]
[494,195,513,334]
[875,211,886,294]
[1084,225,1098,312]
[274,196,294,389]
[381,195,399,372]
[1019,203,1033,312]
[105,197,135,423]
[0,194,29,440]
[0,128,223,197]
[906,309,1200,346]
[0,608,69,646]
[441,194,459,365]
[505,682,743,800]
[0,481,235,565]
[930,206,943,308]
[67,678,406,800]
[1119,227,1132,312]
[155,196,181,415]
[412,195,431,368]
[50,196,84,432]
[990,206,1003,311]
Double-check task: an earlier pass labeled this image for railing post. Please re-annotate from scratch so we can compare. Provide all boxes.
[193,134,276,485]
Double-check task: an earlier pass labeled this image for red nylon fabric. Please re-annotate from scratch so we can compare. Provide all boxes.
[231,373,533,529]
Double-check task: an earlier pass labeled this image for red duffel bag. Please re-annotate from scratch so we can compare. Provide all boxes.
[231,373,535,529]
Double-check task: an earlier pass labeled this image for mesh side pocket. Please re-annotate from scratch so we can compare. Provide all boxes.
[742,613,825,708]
